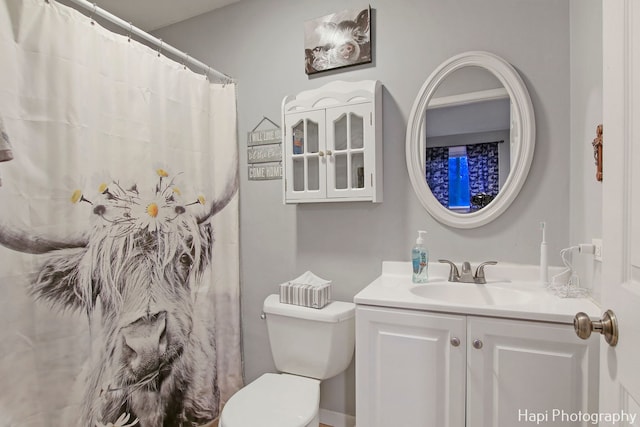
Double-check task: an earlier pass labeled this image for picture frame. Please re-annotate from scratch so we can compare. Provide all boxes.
[304,6,372,75]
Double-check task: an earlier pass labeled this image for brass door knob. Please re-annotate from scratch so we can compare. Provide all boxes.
[573,309,618,347]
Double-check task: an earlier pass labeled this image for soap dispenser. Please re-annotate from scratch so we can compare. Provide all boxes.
[412,230,429,283]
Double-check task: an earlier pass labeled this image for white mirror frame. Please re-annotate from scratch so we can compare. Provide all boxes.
[406,51,535,229]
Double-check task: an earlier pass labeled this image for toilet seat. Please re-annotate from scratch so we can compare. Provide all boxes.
[220,373,320,427]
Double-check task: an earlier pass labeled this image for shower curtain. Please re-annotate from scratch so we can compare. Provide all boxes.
[0,1,242,426]
[467,142,499,201]
[426,146,449,208]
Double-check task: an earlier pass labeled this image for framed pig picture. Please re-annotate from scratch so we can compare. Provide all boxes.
[304,7,372,75]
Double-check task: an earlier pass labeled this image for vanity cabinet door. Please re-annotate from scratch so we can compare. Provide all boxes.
[356,306,466,427]
[466,316,599,427]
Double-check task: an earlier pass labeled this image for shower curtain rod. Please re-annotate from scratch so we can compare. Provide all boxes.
[63,0,234,83]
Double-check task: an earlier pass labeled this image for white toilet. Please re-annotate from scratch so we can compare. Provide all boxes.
[220,294,356,427]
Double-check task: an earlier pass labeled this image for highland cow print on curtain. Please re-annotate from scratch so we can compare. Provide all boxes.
[0,1,242,426]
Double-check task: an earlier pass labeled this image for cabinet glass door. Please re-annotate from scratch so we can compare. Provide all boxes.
[284,110,326,201]
[326,104,373,198]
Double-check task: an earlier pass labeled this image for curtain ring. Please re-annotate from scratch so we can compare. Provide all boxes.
[127,22,133,42]
[90,3,97,25]
[183,53,189,70]
[157,39,163,57]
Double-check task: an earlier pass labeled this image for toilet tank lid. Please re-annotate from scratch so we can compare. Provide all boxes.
[263,294,355,323]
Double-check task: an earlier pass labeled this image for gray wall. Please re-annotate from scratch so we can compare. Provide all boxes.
[570,0,603,301]
[155,0,573,416]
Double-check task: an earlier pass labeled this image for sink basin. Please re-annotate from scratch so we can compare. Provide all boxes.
[410,283,531,306]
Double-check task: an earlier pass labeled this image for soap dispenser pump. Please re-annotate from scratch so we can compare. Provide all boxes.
[412,230,429,283]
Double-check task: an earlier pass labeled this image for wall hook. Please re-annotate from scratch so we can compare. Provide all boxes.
[592,124,603,182]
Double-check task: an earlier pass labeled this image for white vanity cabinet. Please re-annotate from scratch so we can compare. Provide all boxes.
[356,305,466,427]
[282,80,382,203]
[356,305,599,427]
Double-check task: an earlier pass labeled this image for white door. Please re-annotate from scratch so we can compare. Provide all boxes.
[467,317,598,427]
[599,0,640,420]
[355,306,466,427]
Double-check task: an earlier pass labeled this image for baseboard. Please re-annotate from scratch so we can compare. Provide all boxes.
[319,408,356,427]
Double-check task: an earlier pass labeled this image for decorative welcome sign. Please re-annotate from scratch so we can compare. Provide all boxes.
[247,117,282,181]
[248,162,283,180]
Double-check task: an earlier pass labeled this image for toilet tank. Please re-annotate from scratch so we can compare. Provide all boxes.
[263,294,355,380]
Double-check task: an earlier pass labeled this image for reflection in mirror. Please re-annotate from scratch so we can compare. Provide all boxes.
[425,66,512,213]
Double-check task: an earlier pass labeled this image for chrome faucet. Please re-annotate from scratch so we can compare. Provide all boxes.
[438,260,498,284]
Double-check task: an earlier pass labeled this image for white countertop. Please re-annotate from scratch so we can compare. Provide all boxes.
[354,261,602,324]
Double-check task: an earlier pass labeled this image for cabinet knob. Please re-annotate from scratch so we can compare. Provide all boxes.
[574,310,618,347]
[450,337,460,347]
[326,150,333,156]
[472,339,483,349]
[318,150,325,157]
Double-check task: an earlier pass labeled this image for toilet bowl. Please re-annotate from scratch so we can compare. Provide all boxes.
[219,294,355,427]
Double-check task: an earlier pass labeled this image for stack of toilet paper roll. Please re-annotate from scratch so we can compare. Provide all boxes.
[279,271,332,309]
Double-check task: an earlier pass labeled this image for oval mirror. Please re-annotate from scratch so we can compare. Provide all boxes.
[406,51,535,228]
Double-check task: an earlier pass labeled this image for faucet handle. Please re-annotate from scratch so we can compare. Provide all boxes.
[438,259,460,282]
[474,261,498,284]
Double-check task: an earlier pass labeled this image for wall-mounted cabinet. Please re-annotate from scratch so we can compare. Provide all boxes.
[282,80,382,203]
[356,305,599,427]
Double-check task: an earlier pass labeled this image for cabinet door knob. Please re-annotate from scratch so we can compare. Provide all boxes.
[574,310,618,347]
[318,150,325,157]
[450,337,460,347]
[472,339,483,349]
[326,150,333,156]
